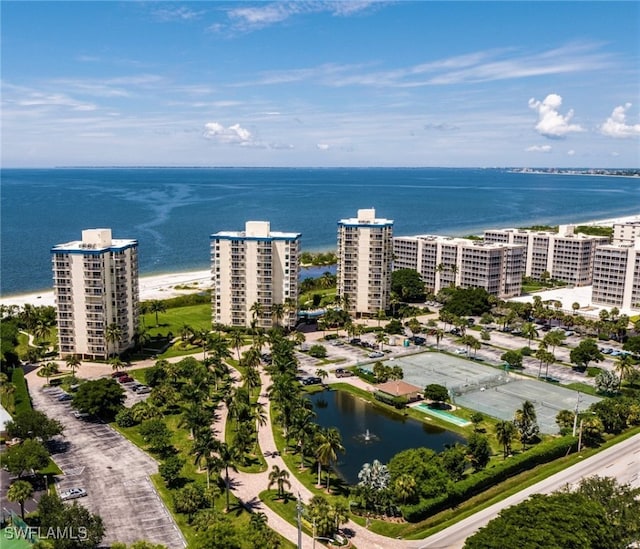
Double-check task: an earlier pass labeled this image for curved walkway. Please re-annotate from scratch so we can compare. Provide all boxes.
[218,364,417,549]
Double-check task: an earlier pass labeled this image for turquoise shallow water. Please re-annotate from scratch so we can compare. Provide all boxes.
[2,167,639,295]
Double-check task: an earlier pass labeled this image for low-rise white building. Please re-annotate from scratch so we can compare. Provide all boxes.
[613,221,640,245]
[483,225,609,286]
[592,238,640,311]
[393,235,524,298]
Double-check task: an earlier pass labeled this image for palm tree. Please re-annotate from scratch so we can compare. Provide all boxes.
[65,354,81,377]
[449,264,459,287]
[33,320,52,345]
[614,355,634,390]
[193,429,219,489]
[139,301,150,327]
[521,322,539,346]
[434,328,444,349]
[215,441,239,512]
[271,302,285,328]
[375,332,388,351]
[268,465,291,499]
[315,368,328,383]
[315,427,345,492]
[250,301,264,324]
[495,420,516,459]
[252,401,268,454]
[109,356,124,373]
[179,324,194,342]
[149,299,167,326]
[393,474,417,504]
[105,322,123,357]
[249,511,268,531]
[229,329,245,361]
[7,480,33,520]
[40,362,59,384]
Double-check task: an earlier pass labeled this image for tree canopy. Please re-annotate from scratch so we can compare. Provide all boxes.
[391,269,426,302]
[440,287,493,317]
[464,477,640,549]
[72,378,125,420]
[4,438,50,477]
[6,409,64,442]
[570,338,603,371]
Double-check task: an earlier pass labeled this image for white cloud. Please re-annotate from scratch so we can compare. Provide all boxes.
[567,149,576,156]
[317,143,330,150]
[203,122,253,144]
[223,1,378,32]
[152,7,204,22]
[525,145,552,153]
[15,92,96,111]
[600,103,640,138]
[528,94,583,138]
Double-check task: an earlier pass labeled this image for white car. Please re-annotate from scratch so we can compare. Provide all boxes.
[60,488,87,501]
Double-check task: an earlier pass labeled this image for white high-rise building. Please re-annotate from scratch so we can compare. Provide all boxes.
[211,221,301,329]
[592,238,640,311]
[51,229,139,359]
[393,235,524,298]
[483,225,609,286]
[337,208,394,317]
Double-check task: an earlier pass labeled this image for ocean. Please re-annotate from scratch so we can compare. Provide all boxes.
[2,168,639,296]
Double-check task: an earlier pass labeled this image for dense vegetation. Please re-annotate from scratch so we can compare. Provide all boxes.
[464,476,640,548]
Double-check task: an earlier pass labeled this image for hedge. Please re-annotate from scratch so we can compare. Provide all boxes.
[401,435,577,522]
[12,367,33,414]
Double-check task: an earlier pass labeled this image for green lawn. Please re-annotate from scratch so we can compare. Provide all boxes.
[141,303,212,337]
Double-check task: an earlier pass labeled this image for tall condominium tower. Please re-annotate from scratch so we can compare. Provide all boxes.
[211,221,301,329]
[393,235,524,298]
[51,228,139,359]
[337,208,394,317]
[483,225,609,286]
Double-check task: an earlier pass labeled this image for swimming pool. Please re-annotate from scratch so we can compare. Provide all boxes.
[415,404,472,427]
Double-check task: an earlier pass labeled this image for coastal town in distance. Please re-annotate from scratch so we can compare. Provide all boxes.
[1,208,639,549]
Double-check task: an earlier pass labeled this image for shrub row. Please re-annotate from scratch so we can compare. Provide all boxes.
[12,367,33,413]
[401,435,577,522]
[373,391,408,409]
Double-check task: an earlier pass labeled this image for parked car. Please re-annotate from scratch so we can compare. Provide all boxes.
[409,336,426,345]
[136,386,152,394]
[302,377,322,386]
[57,392,73,401]
[118,376,134,384]
[368,351,384,359]
[72,410,90,420]
[349,338,361,345]
[334,368,353,378]
[111,371,128,378]
[60,488,87,501]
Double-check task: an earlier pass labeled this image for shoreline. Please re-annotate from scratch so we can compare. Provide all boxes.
[2,213,639,310]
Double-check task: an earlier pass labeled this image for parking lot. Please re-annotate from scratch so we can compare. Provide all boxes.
[31,385,186,548]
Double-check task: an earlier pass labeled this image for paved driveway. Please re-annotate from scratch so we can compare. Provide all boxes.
[31,384,185,548]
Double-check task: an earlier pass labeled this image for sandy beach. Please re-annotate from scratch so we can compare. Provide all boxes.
[1,269,212,309]
[2,213,639,310]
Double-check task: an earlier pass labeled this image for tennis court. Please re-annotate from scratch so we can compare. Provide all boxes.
[384,351,601,433]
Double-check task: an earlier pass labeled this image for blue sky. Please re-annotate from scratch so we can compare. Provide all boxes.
[2,1,639,168]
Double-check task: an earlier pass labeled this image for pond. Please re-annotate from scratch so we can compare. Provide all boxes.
[308,389,466,485]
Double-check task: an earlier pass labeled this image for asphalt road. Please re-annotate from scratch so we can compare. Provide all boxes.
[417,432,640,549]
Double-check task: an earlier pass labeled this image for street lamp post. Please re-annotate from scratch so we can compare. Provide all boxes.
[296,492,303,549]
[572,392,582,437]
